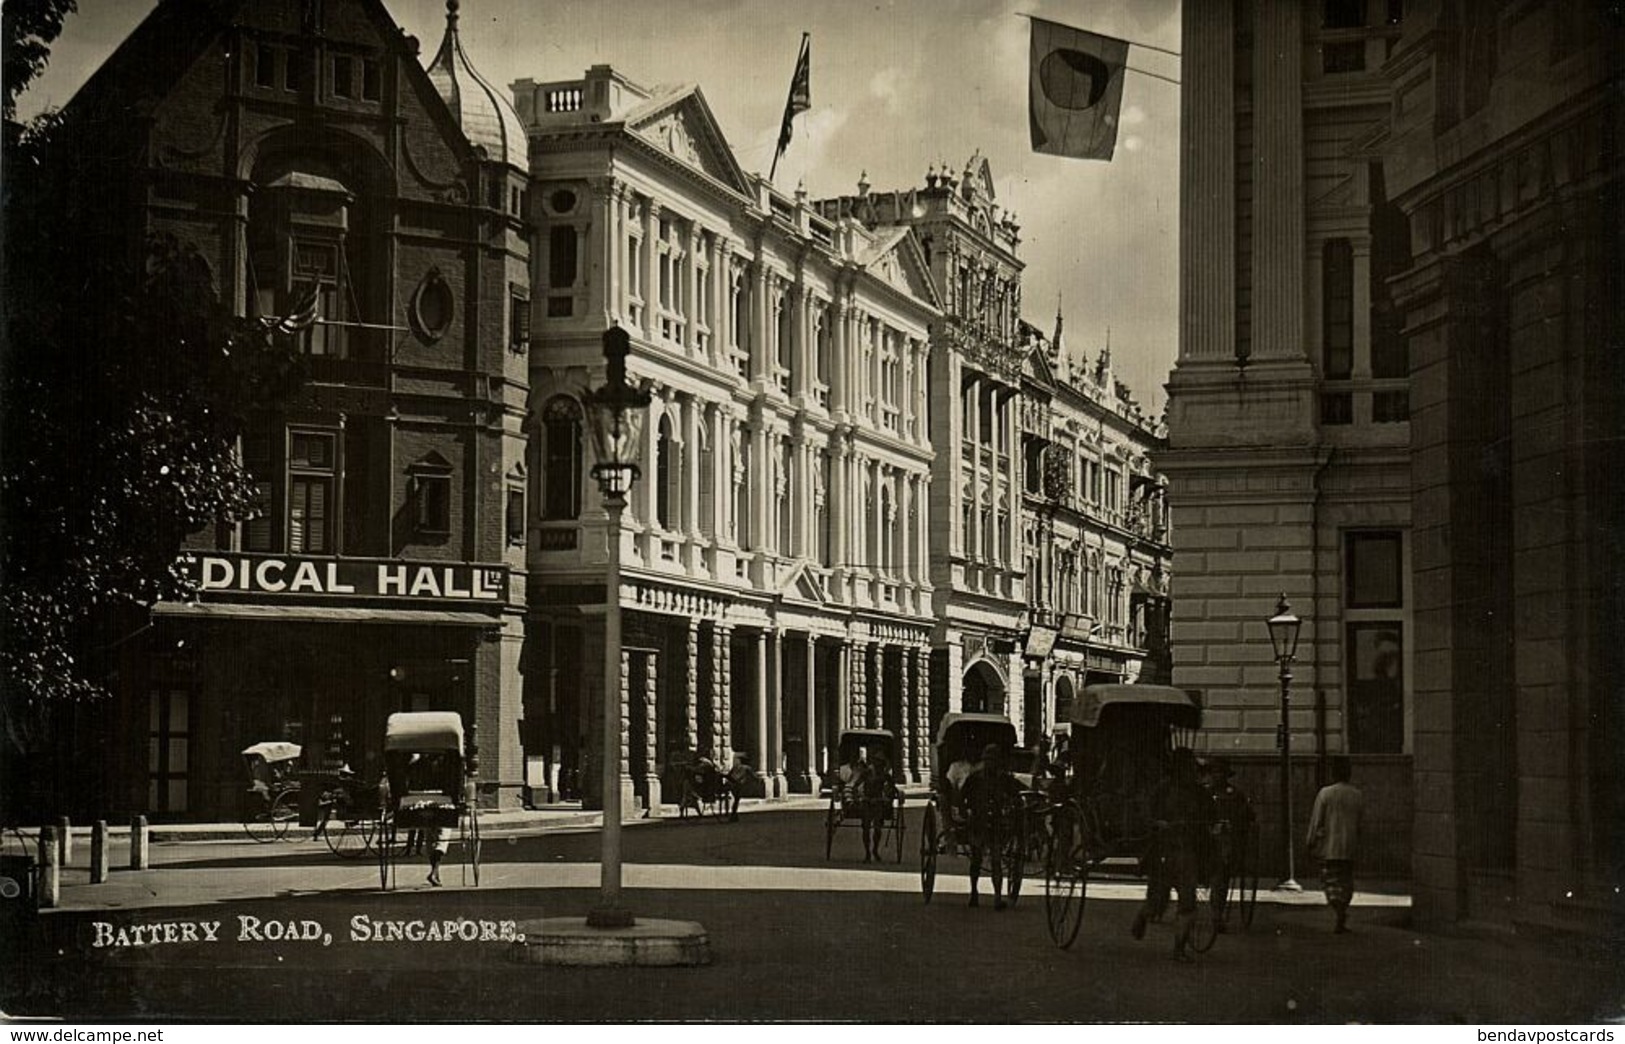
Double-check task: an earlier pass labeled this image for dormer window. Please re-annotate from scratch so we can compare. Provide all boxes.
[247,172,359,361]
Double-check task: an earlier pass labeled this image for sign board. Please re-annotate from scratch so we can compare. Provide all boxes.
[181,553,509,603]
[1025,626,1059,659]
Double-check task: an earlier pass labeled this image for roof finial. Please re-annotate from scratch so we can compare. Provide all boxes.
[447,0,460,29]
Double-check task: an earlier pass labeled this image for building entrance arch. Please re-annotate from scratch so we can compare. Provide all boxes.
[961,659,1006,715]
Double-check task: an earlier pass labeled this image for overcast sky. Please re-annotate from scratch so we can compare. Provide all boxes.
[19,0,1182,412]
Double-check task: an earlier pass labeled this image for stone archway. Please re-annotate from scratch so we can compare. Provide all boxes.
[961,659,1006,715]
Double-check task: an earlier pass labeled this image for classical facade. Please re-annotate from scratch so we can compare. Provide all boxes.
[1020,314,1173,746]
[814,159,1031,746]
[55,0,532,817]
[1160,0,1416,874]
[1380,0,1621,934]
[513,67,940,808]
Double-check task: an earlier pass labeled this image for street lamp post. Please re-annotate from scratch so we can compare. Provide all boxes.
[582,324,651,930]
[1266,594,1304,893]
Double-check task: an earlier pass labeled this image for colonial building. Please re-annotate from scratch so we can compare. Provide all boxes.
[54,0,532,817]
[513,67,940,809]
[814,159,1031,743]
[1160,0,1416,875]
[1379,0,1621,934]
[1021,313,1173,746]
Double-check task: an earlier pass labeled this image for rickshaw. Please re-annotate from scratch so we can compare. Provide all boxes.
[918,713,1032,907]
[311,770,386,859]
[241,741,302,843]
[378,712,481,889]
[670,751,737,820]
[1042,684,1222,952]
[821,728,905,862]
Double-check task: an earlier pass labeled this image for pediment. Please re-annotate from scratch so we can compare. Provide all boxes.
[860,228,940,308]
[780,562,828,604]
[1025,341,1058,390]
[626,87,751,195]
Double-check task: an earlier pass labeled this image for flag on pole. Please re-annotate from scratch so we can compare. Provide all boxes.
[1029,17,1129,161]
[275,282,321,335]
[771,33,811,180]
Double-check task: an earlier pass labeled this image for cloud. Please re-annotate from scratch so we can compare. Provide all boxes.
[868,66,907,114]
[1121,104,1147,126]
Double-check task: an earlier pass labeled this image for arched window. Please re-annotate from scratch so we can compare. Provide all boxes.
[542,396,583,520]
[697,422,714,539]
[656,414,676,530]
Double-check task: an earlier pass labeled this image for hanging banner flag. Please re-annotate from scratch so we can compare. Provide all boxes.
[1029,16,1129,161]
[771,33,811,180]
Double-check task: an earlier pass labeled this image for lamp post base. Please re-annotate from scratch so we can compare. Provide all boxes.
[1276,878,1304,893]
[585,905,636,929]
[511,917,710,967]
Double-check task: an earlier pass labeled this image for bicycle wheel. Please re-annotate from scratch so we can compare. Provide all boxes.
[1190,882,1220,954]
[919,803,939,903]
[1045,806,1087,949]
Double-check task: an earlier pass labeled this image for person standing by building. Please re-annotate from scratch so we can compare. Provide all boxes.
[1306,755,1364,934]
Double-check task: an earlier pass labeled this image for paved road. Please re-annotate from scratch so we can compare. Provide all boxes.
[4,807,1619,1023]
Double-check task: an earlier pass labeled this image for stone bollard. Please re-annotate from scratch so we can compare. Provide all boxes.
[38,826,60,909]
[57,815,72,867]
[91,821,110,884]
[129,814,150,870]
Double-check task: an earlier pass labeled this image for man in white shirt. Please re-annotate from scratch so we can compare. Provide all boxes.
[1305,755,1364,934]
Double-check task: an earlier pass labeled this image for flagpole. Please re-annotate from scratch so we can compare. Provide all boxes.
[1014,12,1181,58]
[1125,64,1180,86]
[770,32,810,183]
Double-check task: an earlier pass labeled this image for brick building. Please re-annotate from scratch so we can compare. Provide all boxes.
[55,0,531,818]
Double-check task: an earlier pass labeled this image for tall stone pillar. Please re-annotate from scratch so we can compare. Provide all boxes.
[643,201,662,341]
[643,650,662,816]
[836,641,851,748]
[714,624,734,767]
[768,629,787,798]
[1178,0,1235,362]
[910,643,936,780]
[684,619,700,753]
[852,638,869,729]
[754,629,770,787]
[906,645,923,783]
[1250,0,1305,362]
[867,642,881,729]
[804,633,821,793]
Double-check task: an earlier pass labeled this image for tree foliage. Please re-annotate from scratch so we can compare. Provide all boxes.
[1,109,308,745]
[2,0,77,122]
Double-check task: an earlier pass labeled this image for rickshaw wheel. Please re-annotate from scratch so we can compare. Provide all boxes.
[1045,805,1087,950]
[377,815,394,891]
[268,789,298,841]
[464,807,481,887]
[243,797,279,844]
[1190,883,1220,953]
[919,803,939,903]
[824,798,839,860]
[1236,828,1259,929]
[324,817,373,860]
[1005,800,1027,906]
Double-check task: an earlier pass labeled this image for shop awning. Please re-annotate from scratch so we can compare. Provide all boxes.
[153,602,502,627]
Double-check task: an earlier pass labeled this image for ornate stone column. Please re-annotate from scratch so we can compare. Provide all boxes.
[684,619,700,754]
[643,201,662,341]
[643,649,662,816]
[768,629,786,797]
[754,628,770,786]
[804,633,821,792]
[906,645,923,782]
[851,638,868,729]
[713,623,733,766]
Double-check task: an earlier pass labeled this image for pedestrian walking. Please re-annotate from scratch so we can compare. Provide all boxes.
[1306,755,1364,933]
[1132,747,1212,961]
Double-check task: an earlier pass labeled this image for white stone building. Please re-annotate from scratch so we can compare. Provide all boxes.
[513,66,939,808]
